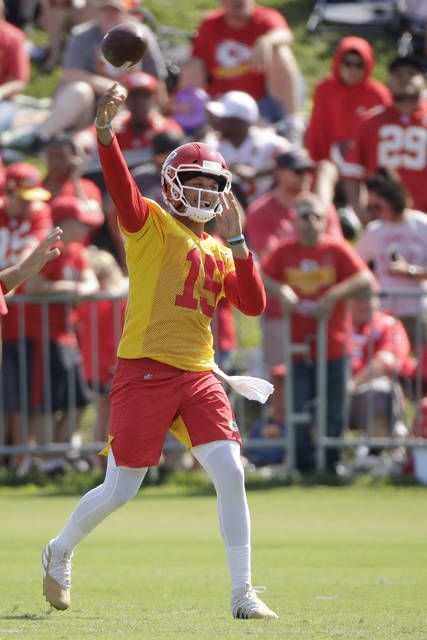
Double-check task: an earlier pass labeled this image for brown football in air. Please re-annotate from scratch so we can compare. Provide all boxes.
[101,22,148,69]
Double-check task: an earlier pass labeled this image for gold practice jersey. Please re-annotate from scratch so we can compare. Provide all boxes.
[118,198,236,370]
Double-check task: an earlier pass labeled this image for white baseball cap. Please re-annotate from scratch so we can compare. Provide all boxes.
[206,91,259,124]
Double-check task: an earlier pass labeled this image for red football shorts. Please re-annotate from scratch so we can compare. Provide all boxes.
[105,358,241,467]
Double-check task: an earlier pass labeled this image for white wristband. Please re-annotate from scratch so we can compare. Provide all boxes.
[94,116,113,130]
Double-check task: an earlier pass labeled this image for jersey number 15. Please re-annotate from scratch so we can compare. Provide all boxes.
[175,247,224,318]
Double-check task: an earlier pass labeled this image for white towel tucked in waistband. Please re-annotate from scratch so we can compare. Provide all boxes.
[214,367,274,404]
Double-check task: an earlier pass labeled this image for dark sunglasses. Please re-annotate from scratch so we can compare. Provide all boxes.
[393,94,419,103]
[341,59,364,70]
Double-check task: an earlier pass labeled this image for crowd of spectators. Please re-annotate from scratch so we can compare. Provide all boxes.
[1,0,427,479]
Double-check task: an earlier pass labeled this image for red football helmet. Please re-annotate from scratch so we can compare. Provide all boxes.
[161,142,232,223]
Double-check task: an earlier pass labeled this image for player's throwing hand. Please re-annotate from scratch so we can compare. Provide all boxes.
[96,83,128,128]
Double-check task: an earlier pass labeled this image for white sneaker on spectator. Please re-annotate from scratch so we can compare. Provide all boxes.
[231,583,278,619]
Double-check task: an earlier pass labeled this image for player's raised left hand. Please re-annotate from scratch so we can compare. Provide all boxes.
[216,192,244,241]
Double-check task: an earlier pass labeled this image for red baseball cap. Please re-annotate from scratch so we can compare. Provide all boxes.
[51,196,104,228]
[5,163,50,202]
[122,71,158,94]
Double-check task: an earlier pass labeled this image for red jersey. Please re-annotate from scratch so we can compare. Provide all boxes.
[305,36,390,163]
[78,296,126,385]
[35,242,89,346]
[246,191,343,318]
[343,102,427,212]
[43,177,102,207]
[0,19,30,84]
[115,112,183,151]
[350,310,410,376]
[246,192,343,257]
[44,177,104,244]
[192,6,288,100]
[0,202,52,340]
[262,236,368,359]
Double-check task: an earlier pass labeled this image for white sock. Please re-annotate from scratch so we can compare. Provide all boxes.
[55,514,84,553]
[227,544,251,592]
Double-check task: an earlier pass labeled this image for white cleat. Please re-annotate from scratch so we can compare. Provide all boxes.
[231,583,278,620]
[42,539,73,610]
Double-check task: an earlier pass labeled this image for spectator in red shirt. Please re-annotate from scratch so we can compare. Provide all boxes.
[342,54,427,218]
[305,36,390,205]
[245,148,343,373]
[348,293,410,440]
[42,133,106,248]
[78,71,184,176]
[262,193,372,472]
[0,164,52,458]
[42,133,103,205]
[26,195,100,460]
[192,0,304,140]
[115,71,183,156]
[0,226,63,474]
[0,226,62,322]
[0,0,30,132]
[77,246,127,467]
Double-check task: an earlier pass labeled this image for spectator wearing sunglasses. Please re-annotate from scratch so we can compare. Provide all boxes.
[305,36,390,206]
[342,55,427,219]
[245,148,343,372]
[261,193,372,472]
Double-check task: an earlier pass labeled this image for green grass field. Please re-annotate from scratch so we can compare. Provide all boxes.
[1,484,427,639]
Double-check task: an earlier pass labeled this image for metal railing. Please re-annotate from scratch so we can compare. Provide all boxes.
[282,288,427,475]
[1,289,426,477]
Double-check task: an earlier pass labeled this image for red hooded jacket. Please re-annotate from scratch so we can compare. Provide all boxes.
[305,36,390,164]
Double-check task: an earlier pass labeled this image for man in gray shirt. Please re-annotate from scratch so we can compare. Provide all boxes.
[19,0,168,151]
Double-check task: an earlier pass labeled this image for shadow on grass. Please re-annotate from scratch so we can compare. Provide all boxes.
[0,612,48,620]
